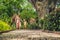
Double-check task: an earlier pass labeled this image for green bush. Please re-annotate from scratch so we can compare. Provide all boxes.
[27,23,40,29]
[20,25,25,29]
[43,12,60,31]
[0,20,12,32]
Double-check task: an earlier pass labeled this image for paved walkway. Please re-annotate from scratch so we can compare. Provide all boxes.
[0,30,60,40]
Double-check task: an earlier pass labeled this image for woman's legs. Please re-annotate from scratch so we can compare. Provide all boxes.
[16,23,19,29]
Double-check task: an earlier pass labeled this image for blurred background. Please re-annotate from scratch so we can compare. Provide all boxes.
[0,0,60,32]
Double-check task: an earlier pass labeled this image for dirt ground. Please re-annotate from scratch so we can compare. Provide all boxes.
[0,30,60,40]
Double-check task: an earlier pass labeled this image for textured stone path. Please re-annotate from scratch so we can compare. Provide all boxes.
[0,30,60,40]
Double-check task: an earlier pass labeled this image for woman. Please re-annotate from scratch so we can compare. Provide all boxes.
[12,14,21,29]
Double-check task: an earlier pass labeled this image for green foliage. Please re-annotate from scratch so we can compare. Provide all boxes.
[0,13,11,24]
[0,0,37,26]
[27,23,40,29]
[20,25,24,29]
[20,9,37,20]
[41,11,60,31]
[0,20,12,32]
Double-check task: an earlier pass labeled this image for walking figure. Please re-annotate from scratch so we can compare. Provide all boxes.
[23,19,27,29]
[12,14,21,29]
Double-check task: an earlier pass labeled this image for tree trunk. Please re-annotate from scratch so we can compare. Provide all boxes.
[28,0,57,19]
[28,0,57,29]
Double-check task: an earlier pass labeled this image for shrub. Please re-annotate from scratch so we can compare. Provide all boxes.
[27,23,40,29]
[0,20,12,32]
[43,12,60,31]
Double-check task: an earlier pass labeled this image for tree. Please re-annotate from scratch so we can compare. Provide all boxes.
[28,0,58,28]
[0,0,37,27]
[28,0,58,19]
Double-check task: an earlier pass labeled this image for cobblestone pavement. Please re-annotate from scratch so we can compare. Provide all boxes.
[0,30,60,40]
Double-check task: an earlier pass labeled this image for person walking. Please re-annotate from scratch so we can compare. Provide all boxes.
[12,14,21,29]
